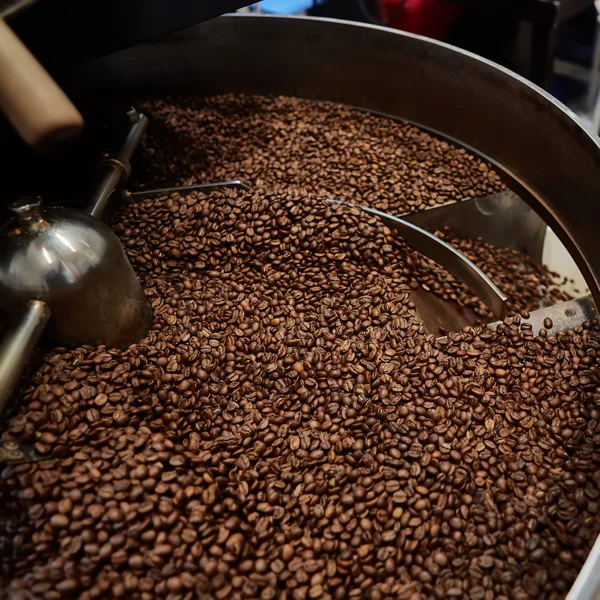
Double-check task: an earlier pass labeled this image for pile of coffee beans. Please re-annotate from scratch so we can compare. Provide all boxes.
[138,92,568,315]
[139,94,504,214]
[1,97,597,600]
[408,230,571,320]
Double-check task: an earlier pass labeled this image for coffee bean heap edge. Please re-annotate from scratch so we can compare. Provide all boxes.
[405,229,571,320]
[138,94,505,214]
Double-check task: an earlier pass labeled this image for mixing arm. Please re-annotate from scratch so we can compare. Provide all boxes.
[327,198,507,319]
[87,109,149,218]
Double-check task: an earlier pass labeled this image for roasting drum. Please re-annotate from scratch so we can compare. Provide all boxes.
[13,13,600,600]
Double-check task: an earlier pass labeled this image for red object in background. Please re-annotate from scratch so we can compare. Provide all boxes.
[378,0,464,40]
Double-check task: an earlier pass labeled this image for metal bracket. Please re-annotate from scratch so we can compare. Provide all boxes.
[402,190,547,265]
[488,295,597,336]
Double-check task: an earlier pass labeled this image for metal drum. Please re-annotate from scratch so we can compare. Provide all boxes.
[48,14,600,599]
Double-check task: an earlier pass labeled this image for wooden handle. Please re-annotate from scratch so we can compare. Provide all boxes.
[0,19,83,150]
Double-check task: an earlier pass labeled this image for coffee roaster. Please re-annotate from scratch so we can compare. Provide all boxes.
[2,3,600,598]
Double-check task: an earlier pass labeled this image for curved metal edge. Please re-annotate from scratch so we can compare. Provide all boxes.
[567,530,600,600]
[401,191,548,265]
[65,14,600,318]
[327,199,507,319]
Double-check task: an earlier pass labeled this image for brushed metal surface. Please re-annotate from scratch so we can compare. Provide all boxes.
[403,191,548,265]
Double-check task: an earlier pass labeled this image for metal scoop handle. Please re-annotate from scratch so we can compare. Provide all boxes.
[124,180,251,199]
[0,300,50,415]
[87,109,149,218]
[327,199,507,319]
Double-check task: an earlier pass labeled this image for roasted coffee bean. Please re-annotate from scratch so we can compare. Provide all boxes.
[0,96,597,600]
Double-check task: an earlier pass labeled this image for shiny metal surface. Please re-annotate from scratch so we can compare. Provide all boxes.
[403,191,548,265]
[0,112,152,419]
[122,108,150,163]
[87,109,149,219]
[1,198,107,301]
[568,531,600,600]
[88,166,122,220]
[327,199,507,319]
[126,179,252,199]
[69,14,600,314]
[0,198,151,349]
[488,295,597,336]
[0,299,50,414]
[0,109,152,418]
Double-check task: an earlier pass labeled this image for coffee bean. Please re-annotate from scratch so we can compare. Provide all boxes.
[50,514,69,529]
[433,551,448,567]
[282,544,295,561]
[166,577,182,593]
[340,494,354,507]
[255,559,268,574]
[56,579,78,593]
[94,393,108,407]
[38,432,57,445]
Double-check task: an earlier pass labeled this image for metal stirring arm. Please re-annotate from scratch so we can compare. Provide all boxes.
[326,199,507,319]
[124,184,506,319]
[0,300,50,414]
[87,108,149,218]
[124,180,251,199]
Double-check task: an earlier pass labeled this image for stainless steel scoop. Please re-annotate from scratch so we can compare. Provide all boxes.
[0,109,152,416]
